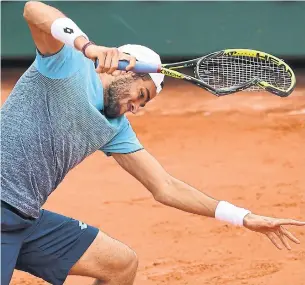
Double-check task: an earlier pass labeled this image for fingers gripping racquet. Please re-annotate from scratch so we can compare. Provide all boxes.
[110,49,296,97]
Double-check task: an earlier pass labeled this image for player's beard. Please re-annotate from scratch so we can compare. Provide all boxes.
[103,76,133,118]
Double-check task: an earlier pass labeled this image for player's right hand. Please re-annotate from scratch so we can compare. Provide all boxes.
[243,213,305,250]
[84,44,136,74]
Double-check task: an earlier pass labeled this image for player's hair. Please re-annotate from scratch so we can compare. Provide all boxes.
[131,73,152,82]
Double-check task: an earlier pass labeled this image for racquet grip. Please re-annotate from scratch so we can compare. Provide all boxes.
[118,60,160,73]
[94,59,160,73]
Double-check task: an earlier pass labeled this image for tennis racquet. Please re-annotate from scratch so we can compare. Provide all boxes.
[115,49,296,97]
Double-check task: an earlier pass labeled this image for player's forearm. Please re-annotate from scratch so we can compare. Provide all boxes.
[155,176,251,226]
[155,176,219,218]
[23,1,65,33]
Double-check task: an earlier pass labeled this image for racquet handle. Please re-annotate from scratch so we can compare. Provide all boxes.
[118,60,160,73]
[94,59,160,73]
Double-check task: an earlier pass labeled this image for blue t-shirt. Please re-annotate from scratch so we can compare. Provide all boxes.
[34,44,143,156]
[1,44,144,218]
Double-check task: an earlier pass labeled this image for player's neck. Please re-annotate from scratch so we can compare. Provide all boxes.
[98,73,114,90]
[99,73,117,108]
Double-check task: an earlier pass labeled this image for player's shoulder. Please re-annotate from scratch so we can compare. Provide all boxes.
[34,45,90,79]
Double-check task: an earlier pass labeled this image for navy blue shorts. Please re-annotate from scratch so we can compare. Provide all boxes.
[1,201,99,285]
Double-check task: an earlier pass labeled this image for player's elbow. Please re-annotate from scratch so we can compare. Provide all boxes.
[23,1,44,21]
[152,175,174,204]
[23,1,35,20]
[153,191,169,205]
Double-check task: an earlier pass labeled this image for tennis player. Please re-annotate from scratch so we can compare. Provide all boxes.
[1,2,304,285]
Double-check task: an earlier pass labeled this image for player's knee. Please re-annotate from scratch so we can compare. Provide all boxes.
[129,250,138,273]
[97,246,138,282]
[118,249,138,279]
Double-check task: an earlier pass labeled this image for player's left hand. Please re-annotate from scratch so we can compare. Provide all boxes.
[243,213,305,250]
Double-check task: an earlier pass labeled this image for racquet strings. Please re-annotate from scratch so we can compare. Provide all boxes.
[197,55,292,91]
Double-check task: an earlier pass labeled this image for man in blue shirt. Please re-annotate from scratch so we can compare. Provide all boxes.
[1,2,304,285]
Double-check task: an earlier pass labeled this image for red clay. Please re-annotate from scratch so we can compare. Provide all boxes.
[2,75,305,285]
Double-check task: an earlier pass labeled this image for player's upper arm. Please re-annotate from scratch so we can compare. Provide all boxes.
[112,149,172,198]
[23,1,64,55]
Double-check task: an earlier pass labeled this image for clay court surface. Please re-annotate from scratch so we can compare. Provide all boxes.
[2,70,305,285]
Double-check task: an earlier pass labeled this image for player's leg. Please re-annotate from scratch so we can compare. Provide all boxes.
[15,209,138,285]
[1,201,35,285]
[1,239,19,285]
[69,231,138,285]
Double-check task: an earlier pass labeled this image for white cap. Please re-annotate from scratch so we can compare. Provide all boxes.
[118,44,164,94]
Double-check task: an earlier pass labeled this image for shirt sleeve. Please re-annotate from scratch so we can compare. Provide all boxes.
[100,119,143,156]
[33,45,85,79]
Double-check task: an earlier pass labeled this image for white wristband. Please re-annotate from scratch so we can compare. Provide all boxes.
[215,201,251,226]
[51,18,88,47]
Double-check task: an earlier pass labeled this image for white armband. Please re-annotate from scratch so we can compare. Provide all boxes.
[215,201,251,226]
[51,18,88,47]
